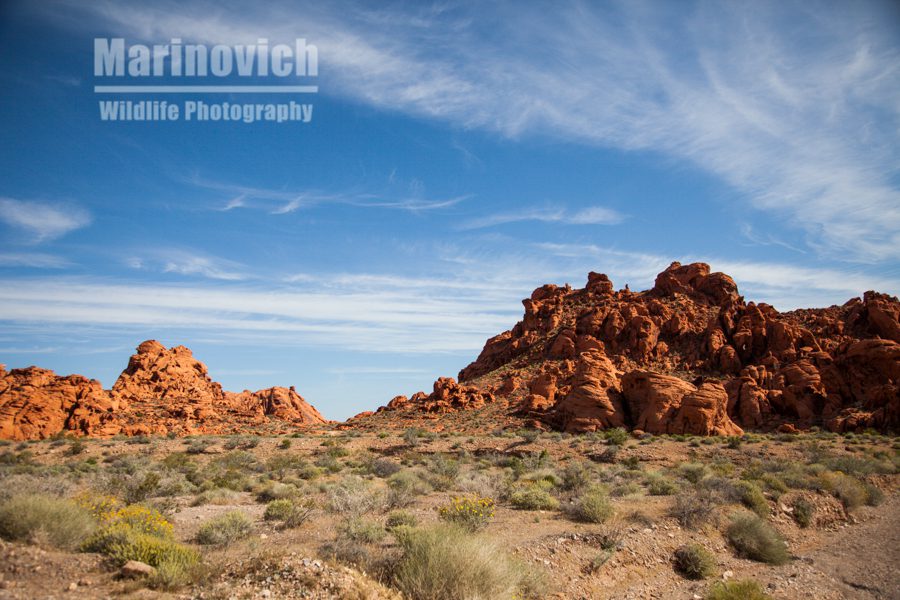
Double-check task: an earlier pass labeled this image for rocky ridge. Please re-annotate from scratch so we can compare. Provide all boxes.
[369,262,899,435]
[0,340,326,440]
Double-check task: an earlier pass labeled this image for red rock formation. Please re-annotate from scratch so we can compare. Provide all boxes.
[616,371,740,436]
[0,365,118,440]
[226,386,326,425]
[0,341,325,439]
[448,262,899,434]
[548,351,625,432]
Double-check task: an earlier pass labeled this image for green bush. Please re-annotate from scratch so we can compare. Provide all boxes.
[340,518,385,544]
[0,494,96,550]
[263,497,314,528]
[647,474,679,496]
[820,472,867,510]
[679,462,708,484]
[569,486,614,523]
[603,428,629,446]
[195,510,253,545]
[393,525,541,600]
[387,470,432,508]
[327,476,382,516]
[725,513,789,565]
[510,482,559,511]
[674,543,716,579]
[560,461,592,490]
[386,511,418,530]
[705,579,772,600]
[734,480,769,517]
[791,497,814,528]
[863,482,884,506]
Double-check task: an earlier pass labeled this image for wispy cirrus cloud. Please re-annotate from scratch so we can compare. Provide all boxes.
[0,197,91,242]
[461,205,625,230]
[0,253,72,269]
[53,0,900,262]
[192,176,466,215]
[127,249,248,281]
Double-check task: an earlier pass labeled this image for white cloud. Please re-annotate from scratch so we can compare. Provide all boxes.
[128,249,248,281]
[0,253,71,268]
[461,205,624,229]
[55,0,900,262]
[0,198,91,241]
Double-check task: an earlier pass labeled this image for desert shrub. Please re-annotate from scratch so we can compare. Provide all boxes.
[671,489,718,529]
[674,543,716,579]
[278,439,292,450]
[387,470,431,508]
[819,472,867,510]
[392,524,539,600]
[314,454,344,474]
[569,486,613,523]
[457,470,504,499]
[192,488,239,506]
[340,518,385,543]
[621,456,642,470]
[509,481,559,511]
[679,462,709,484]
[161,452,196,472]
[196,510,253,545]
[647,473,679,496]
[0,494,96,550]
[821,454,895,476]
[327,476,382,516]
[791,497,814,528]
[263,498,314,528]
[863,482,884,506]
[560,460,593,490]
[603,428,629,446]
[186,439,213,454]
[83,505,198,577]
[610,482,641,497]
[65,438,86,456]
[223,436,259,450]
[725,513,789,565]
[520,429,540,443]
[386,511,418,530]
[403,428,422,447]
[733,480,769,517]
[369,458,402,478]
[437,495,495,531]
[705,579,772,600]
[254,481,299,503]
[123,471,162,504]
[422,455,460,491]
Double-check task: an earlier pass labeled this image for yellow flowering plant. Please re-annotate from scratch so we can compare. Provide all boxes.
[437,494,495,531]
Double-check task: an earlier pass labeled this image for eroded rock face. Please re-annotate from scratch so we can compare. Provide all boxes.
[0,366,117,440]
[112,340,225,405]
[621,371,742,436]
[226,386,326,425]
[0,341,325,439]
[549,351,625,433]
[450,261,900,434]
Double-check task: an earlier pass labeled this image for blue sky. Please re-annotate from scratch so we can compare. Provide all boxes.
[0,0,898,420]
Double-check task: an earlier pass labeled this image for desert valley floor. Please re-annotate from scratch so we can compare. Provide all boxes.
[0,428,897,600]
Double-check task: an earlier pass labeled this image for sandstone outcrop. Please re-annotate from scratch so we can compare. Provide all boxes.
[0,341,325,439]
[446,262,899,434]
[0,366,117,440]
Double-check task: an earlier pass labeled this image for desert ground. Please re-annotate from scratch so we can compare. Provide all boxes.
[0,427,896,600]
